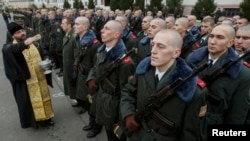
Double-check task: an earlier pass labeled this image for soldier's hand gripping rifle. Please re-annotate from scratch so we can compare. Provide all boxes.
[96,48,135,91]
[113,61,210,139]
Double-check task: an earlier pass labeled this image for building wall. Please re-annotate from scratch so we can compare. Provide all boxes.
[183,0,243,16]
[6,0,243,12]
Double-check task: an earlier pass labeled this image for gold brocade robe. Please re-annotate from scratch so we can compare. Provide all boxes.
[13,39,54,121]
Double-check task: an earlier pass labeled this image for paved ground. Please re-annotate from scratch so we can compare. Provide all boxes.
[0,14,107,141]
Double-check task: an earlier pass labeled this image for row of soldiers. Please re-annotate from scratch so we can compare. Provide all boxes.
[7,7,250,141]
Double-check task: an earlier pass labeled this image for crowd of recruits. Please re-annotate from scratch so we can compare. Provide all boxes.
[8,7,250,141]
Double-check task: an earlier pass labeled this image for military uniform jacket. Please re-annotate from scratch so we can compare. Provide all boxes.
[130,16,142,35]
[46,20,64,53]
[121,57,206,141]
[62,29,77,98]
[121,27,137,51]
[75,30,100,75]
[135,36,151,66]
[180,31,196,59]
[74,30,100,100]
[87,39,135,129]
[187,47,250,124]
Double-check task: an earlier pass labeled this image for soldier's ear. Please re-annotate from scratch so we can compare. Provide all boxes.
[227,39,234,48]
[114,32,121,39]
[174,48,181,58]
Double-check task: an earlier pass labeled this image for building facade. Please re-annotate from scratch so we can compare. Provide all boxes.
[5,0,243,16]
[182,0,242,16]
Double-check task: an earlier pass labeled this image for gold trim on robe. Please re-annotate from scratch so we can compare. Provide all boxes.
[14,39,54,121]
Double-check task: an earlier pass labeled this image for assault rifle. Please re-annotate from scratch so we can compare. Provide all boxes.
[181,32,207,58]
[199,50,250,105]
[78,44,89,75]
[96,48,135,91]
[113,61,210,139]
[201,50,250,85]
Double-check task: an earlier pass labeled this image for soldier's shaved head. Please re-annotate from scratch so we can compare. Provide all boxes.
[158,29,183,49]
[216,24,236,39]
[115,16,129,28]
[107,20,123,34]
[152,18,167,29]
[144,16,153,22]
[76,16,90,27]
[238,24,250,32]
[176,17,189,29]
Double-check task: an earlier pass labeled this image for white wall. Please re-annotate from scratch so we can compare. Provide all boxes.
[183,0,243,6]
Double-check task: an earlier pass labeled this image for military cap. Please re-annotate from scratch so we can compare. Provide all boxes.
[13,14,25,25]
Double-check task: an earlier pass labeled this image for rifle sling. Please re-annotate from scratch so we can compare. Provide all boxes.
[151,110,175,128]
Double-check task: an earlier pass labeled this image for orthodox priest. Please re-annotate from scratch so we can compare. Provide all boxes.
[2,22,55,129]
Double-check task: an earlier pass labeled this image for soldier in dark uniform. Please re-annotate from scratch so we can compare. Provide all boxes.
[102,10,111,24]
[121,29,206,141]
[234,25,250,124]
[40,8,51,59]
[187,25,250,126]
[85,10,96,33]
[198,18,215,47]
[136,16,153,42]
[234,25,250,61]
[130,10,142,35]
[187,15,200,38]
[95,9,104,43]
[47,10,64,75]
[135,18,166,66]
[115,16,138,52]
[87,20,135,141]
[60,17,77,109]
[165,16,175,29]
[73,17,103,138]
[173,17,197,59]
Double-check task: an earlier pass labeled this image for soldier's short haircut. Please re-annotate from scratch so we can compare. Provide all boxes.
[152,18,167,29]
[157,29,183,49]
[109,20,123,34]
[202,17,215,26]
[238,18,249,25]
[165,16,175,24]
[144,16,153,22]
[176,17,189,29]
[214,24,235,39]
[218,16,226,21]
[77,16,90,27]
[63,17,74,27]
[49,10,56,15]
[237,25,250,32]
[115,15,128,23]
[221,19,233,27]
[188,15,197,20]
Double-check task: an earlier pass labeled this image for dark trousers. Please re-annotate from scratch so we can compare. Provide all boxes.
[56,55,63,72]
[49,51,59,68]
[86,100,102,131]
